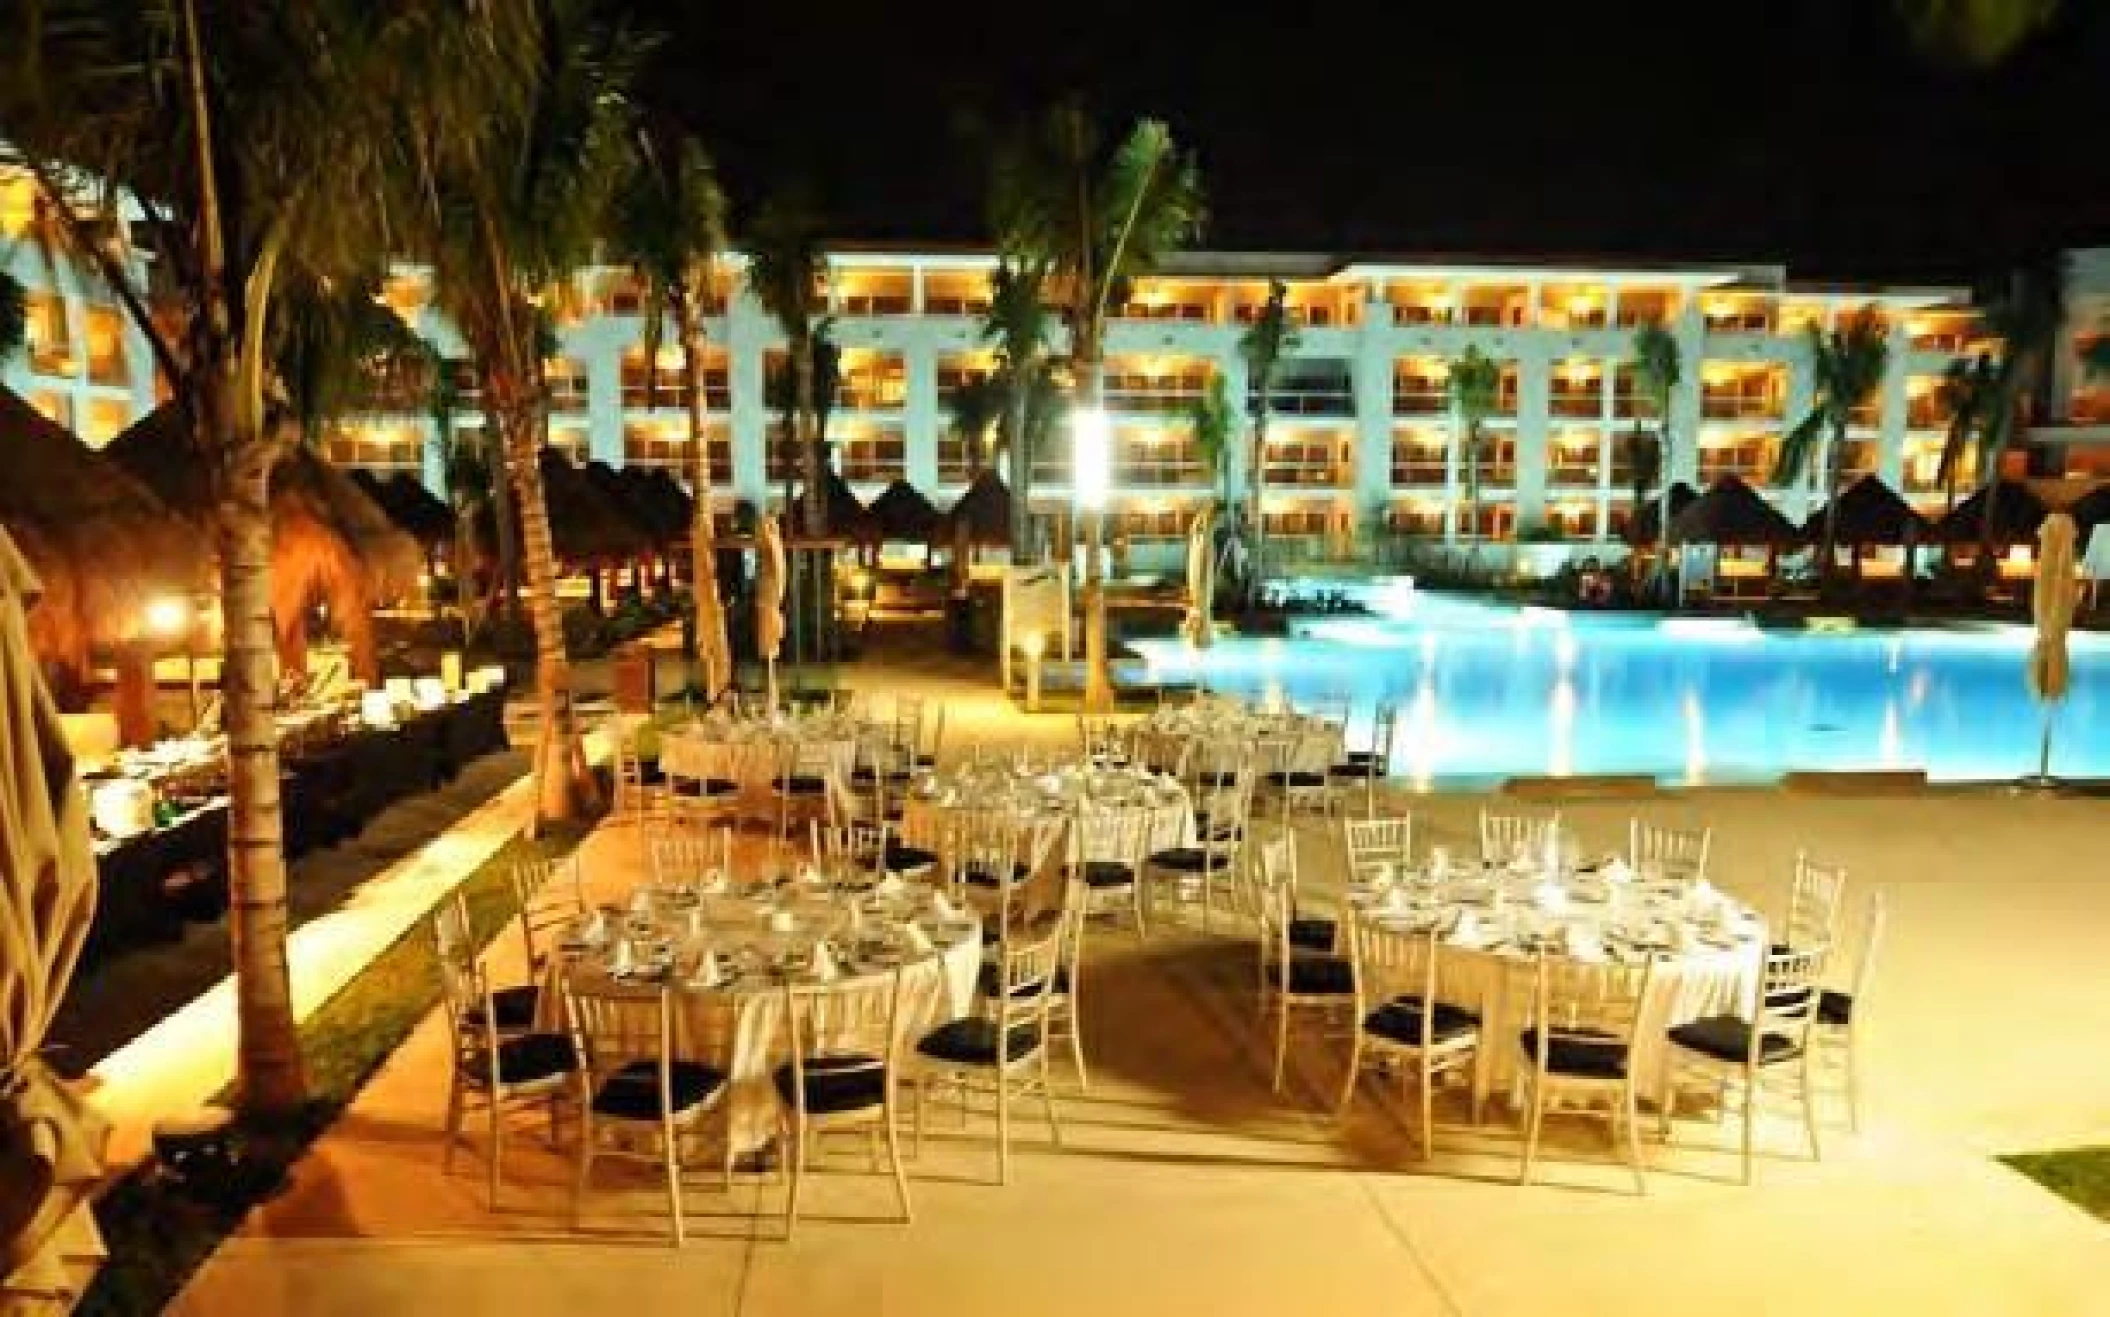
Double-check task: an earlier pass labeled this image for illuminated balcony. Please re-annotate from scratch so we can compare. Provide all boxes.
[1907,311,1982,353]
[1111,504,1201,543]
[1458,283,1530,328]
[1541,283,1610,330]
[1615,286,1682,328]
[1700,292,1775,335]
[1385,280,1455,327]
[1103,357,1213,414]
[834,271,913,317]
[544,356,590,415]
[1390,428,1448,486]
[623,345,730,410]
[1226,282,1358,328]
[1549,358,1608,419]
[327,420,425,473]
[1392,357,1450,415]
[1115,279,1213,323]
[1546,429,1605,487]
[1114,425,1208,488]
[1700,362,1786,421]
[1611,362,1659,421]
[924,271,992,317]
[1544,498,1602,540]
[24,294,75,378]
[1262,431,1351,488]
[1387,499,1448,537]
[622,418,731,481]
[1696,432,1777,484]
[936,353,997,407]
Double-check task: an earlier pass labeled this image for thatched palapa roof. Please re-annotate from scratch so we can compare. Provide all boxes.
[615,465,694,545]
[0,387,209,674]
[1932,479,2046,546]
[354,469,454,547]
[789,464,878,542]
[1627,481,1696,546]
[1802,476,1927,546]
[941,471,1013,548]
[534,449,653,563]
[582,459,673,551]
[1669,476,1800,546]
[870,479,940,543]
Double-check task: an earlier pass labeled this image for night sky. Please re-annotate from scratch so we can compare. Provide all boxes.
[632,0,2109,284]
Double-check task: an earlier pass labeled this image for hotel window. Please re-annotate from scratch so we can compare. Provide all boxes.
[1909,312,1978,353]
[937,430,999,485]
[1696,431,1776,484]
[326,421,424,472]
[1494,362,1522,416]
[25,293,74,377]
[1267,359,1354,417]
[621,345,728,410]
[1471,434,1518,486]
[544,356,590,415]
[81,305,128,386]
[1389,428,1448,485]
[834,271,912,317]
[1700,294,1775,334]
[1901,434,1964,494]
[1700,363,1785,420]
[446,359,485,411]
[1777,300,1831,336]
[545,426,589,466]
[1839,438,1880,481]
[1612,363,1659,420]
[1392,357,1449,415]
[26,390,71,433]
[1111,507,1192,542]
[835,425,906,484]
[936,354,996,406]
[1609,431,1647,487]
[1458,283,1530,328]
[835,350,908,410]
[1262,507,1336,538]
[1615,287,1680,328]
[1387,280,1456,326]
[1115,280,1212,323]
[1229,284,1353,329]
[378,272,431,321]
[623,420,731,481]
[1605,501,1635,543]
[1263,431,1351,487]
[1549,359,1606,419]
[0,171,35,238]
[1545,500,1601,541]
[1104,357,1211,414]
[924,271,992,316]
[1459,501,1515,540]
[1387,502,1447,537]
[1542,284,1609,330]
[598,271,647,316]
[1115,425,1205,487]
[78,397,131,447]
[1546,429,1604,487]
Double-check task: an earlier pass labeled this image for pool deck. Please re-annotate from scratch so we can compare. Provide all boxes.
[156,650,2110,1316]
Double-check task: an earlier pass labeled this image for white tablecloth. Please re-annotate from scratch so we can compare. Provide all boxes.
[550,884,980,1155]
[660,719,865,814]
[1346,868,1762,1106]
[1133,699,1344,776]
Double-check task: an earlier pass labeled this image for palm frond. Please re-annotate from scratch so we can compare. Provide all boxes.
[1447,344,1500,421]
[0,270,25,362]
[1186,373,1235,484]
[1773,408,1829,485]
[1238,279,1301,405]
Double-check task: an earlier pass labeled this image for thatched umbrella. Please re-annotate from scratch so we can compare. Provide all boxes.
[941,471,1014,549]
[1932,479,2046,548]
[533,449,652,566]
[1802,475,1926,546]
[1627,481,1697,547]
[352,470,453,549]
[1181,506,1216,648]
[869,479,939,545]
[0,527,108,1311]
[0,387,209,685]
[1669,476,1801,547]
[789,466,879,550]
[756,513,787,708]
[614,465,693,548]
[2025,512,2078,785]
[108,404,422,681]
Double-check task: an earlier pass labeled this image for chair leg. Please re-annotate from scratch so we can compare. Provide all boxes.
[1272,996,1290,1095]
[784,1119,807,1239]
[1039,1049,1062,1148]
[1418,1060,1435,1160]
[1740,1071,1757,1186]
[572,1113,591,1231]
[1519,1083,1545,1187]
[1843,1029,1862,1134]
[912,1079,928,1160]
[885,1104,913,1224]
[487,1097,504,1212]
[1657,1056,1677,1140]
[1335,1035,1361,1116]
[664,1129,686,1247]
[1801,1056,1824,1162]
[442,1073,464,1173]
[1067,1009,1091,1092]
[1624,1087,1647,1196]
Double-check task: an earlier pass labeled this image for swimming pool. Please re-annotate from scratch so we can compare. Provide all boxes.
[1126,583,2110,786]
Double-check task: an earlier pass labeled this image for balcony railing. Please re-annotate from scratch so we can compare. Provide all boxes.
[1389,459,1448,485]
[1547,463,1603,487]
[1701,393,1783,421]
[1548,392,1603,419]
[836,293,912,317]
[1392,386,1447,416]
[1264,387,1355,417]
[1105,383,1209,414]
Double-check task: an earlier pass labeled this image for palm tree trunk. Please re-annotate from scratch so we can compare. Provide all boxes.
[487,423,520,621]
[1078,346,1113,712]
[679,302,731,701]
[796,340,824,539]
[1820,420,1845,578]
[208,369,306,1113]
[1247,402,1268,604]
[1462,422,1482,550]
[1005,366,1032,561]
[498,377,600,824]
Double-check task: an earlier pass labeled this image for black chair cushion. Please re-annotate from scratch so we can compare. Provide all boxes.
[1817,989,1854,1027]
[1667,1014,1802,1065]
[1146,847,1221,873]
[778,774,830,796]
[1285,955,1356,996]
[591,1058,727,1119]
[482,984,541,1032]
[1194,770,1241,790]
[1517,1026,1628,1078]
[493,1031,578,1085]
[1081,859,1136,889]
[962,860,1034,888]
[1263,770,1328,788]
[669,776,740,799]
[1327,761,1382,780]
[883,841,940,872]
[1343,749,1381,765]
[976,961,1069,1000]
[773,1054,887,1115]
[1189,812,1244,844]
[916,1016,1042,1066]
[1288,916,1337,952]
[1365,995,1479,1045]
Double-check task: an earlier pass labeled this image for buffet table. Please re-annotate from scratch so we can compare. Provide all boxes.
[86,686,510,960]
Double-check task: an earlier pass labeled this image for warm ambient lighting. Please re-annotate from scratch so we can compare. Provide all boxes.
[1072,406,1111,512]
[145,596,188,638]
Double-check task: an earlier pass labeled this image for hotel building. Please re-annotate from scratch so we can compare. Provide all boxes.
[14,170,2110,569]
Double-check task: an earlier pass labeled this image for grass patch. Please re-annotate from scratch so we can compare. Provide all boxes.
[2002,1148,2110,1222]
[78,818,594,1317]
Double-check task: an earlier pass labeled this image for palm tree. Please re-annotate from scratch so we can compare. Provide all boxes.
[945,371,1002,479]
[1,0,536,1115]
[0,271,24,361]
[1935,351,1999,514]
[420,0,641,826]
[1965,265,2065,571]
[988,102,1205,709]
[1774,307,1891,574]
[1186,373,1235,507]
[611,127,732,700]
[1239,279,1300,599]
[1627,321,1681,589]
[981,259,1053,555]
[428,356,495,640]
[1447,346,1501,545]
[746,195,832,540]
[1895,0,2059,65]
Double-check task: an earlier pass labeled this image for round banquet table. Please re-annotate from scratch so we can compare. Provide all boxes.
[896,761,1196,918]
[1341,861,1764,1107]
[658,712,869,814]
[1132,697,1344,777]
[546,877,981,1156]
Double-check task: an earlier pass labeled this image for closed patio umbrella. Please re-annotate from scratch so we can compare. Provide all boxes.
[1181,506,1216,648]
[756,514,787,709]
[0,528,108,1312]
[2023,512,2077,786]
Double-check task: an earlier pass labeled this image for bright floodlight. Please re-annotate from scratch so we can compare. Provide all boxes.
[145,596,188,637]
[1071,406,1111,513]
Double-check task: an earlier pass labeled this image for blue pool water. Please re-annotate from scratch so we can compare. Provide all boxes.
[1127,583,2110,786]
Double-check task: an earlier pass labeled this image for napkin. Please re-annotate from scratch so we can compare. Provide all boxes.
[875,873,906,898]
[607,939,636,976]
[900,922,934,954]
[847,901,866,931]
[809,941,841,982]
[1383,885,1412,913]
[1450,910,1481,945]
[769,908,797,934]
[1564,923,1604,962]
[579,908,610,946]
[628,887,655,915]
[701,868,730,895]
[686,946,722,988]
[1602,856,1634,884]
[932,892,963,922]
